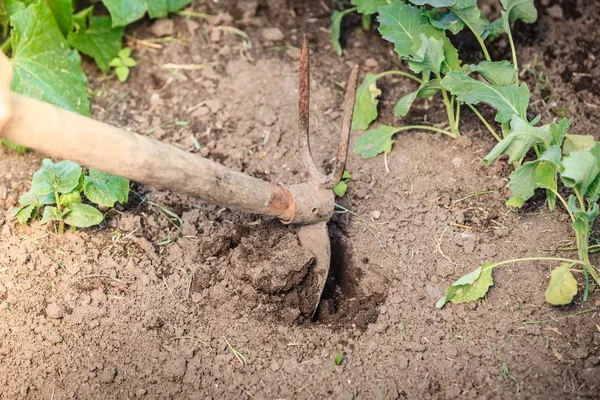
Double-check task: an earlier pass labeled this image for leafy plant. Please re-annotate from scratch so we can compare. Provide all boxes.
[333,349,344,366]
[1,0,191,230]
[438,121,600,308]
[333,171,352,197]
[110,47,137,82]
[13,159,129,232]
[331,0,537,158]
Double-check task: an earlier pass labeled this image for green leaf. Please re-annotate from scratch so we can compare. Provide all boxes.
[417,79,442,98]
[352,73,382,130]
[428,11,465,34]
[10,2,89,116]
[469,60,517,86]
[351,0,390,14]
[354,125,402,158]
[330,8,355,56]
[408,34,445,75]
[83,169,130,207]
[109,57,123,67]
[41,206,59,224]
[63,203,104,228]
[333,181,347,197]
[59,190,82,207]
[102,0,147,27]
[115,66,130,82]
[436,262,494,308]
[441,36,461,73]
[562,134,595,156]
[409,0,455,6]
[482,17,505,40]
[561,151,599,195]
[506,195,525,208]
[545,264,577,305]
[501,0,537,24]
[377,1,427,57]
[483,115,551,165]
[122,57,137,67]
[550,117,573,147]
[1,139,26,152]
[41,0,73,37]
[145,0,167,18]
[68,16,125,74]
[31,159,82,196]
[166,0,192,13]
[441,71,529,123]
[507,145,561,202]
[13,204,35,224]
[394,91,418,117]
[118,47,131,58]
[449,5,489,39]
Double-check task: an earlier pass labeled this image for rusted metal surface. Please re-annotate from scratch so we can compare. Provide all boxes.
[298,35,359,189]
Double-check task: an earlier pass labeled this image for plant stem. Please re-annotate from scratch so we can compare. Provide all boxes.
[551,190,575,222]
[362,14,372,30]
[0,37,11,54]
[467,104,501,141]
[54,187,65,234]
[486,257,586,271]
[377,70,423,84]
[436,73,459,137]
[453,97,461,133]
[392,124,457,138]
[505,24,520,86]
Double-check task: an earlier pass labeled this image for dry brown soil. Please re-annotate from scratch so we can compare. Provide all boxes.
[0,0,599,398]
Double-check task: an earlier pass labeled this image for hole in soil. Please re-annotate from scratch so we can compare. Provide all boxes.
[312,224,386,330]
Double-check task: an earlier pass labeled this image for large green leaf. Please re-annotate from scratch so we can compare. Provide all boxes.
[469,60,517,86]
[31,159,82,196]
[102,0,146,27]
[145,0,168,18]
[354,125,402,158]
[68,15,125,74]
[428,11,465,35]
[394,91,418,117]
[83,169,130,207]
[562,134,595,156]
[436,261,494,308]
[13,203,35,224]
[377,1,426,57]
[408,34,445,75]
[550,117,573,147]
[63,203,104,228]
[351,0,390,14]
[545,264,578,305]
[10,2,89,116]
[561,151,599,195]
[352,73,382,130]
[483,115,551,165]
[501,0,537,23]
[449,5,489,39]
[441,71,529,123]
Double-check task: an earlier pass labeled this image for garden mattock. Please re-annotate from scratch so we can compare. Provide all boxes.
[0,35,359,317]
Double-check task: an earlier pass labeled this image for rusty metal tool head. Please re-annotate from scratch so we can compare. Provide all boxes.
[292,35,359,317]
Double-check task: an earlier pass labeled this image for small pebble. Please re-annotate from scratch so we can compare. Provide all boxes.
[261,27,284,41]
[364,58,378,68]
[371,210,381,220]
[45,303,65,319]
[150,19,174,37]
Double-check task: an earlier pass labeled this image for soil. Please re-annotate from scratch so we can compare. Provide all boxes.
[1,0,599,399]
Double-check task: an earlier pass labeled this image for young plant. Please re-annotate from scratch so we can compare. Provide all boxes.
[438,119,600,307]
[333,171,352,197]
[330,0,537,159]
[13,159,129,233]
[110,47,137,82]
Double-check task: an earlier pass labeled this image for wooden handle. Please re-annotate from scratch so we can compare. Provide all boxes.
[1,94,333,223]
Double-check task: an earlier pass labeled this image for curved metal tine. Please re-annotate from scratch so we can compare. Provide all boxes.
[298,35,360,189]
[298,35,328,186]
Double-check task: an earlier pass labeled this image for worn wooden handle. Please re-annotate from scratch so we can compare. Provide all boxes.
[1,93,333,224]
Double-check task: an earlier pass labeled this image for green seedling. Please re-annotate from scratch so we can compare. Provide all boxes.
[333,349,343,366]
[13,159,129,233]
[110,47,137,82]
[333,171,352,197]
[1,2,190,205]
[438,119,600,307]
[498,355,520,396]
[331,0,537,158]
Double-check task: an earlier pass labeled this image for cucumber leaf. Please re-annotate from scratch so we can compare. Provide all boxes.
[441,71,529,123]
[167,0,192,13]
[41,206,59,224]
[68,15,125,74]
[10,2,89,116]
[102,0,147,27]
[84,169,130,207]
[63,203,104,228]
[31,159,82,196]
[145,0,168,18]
